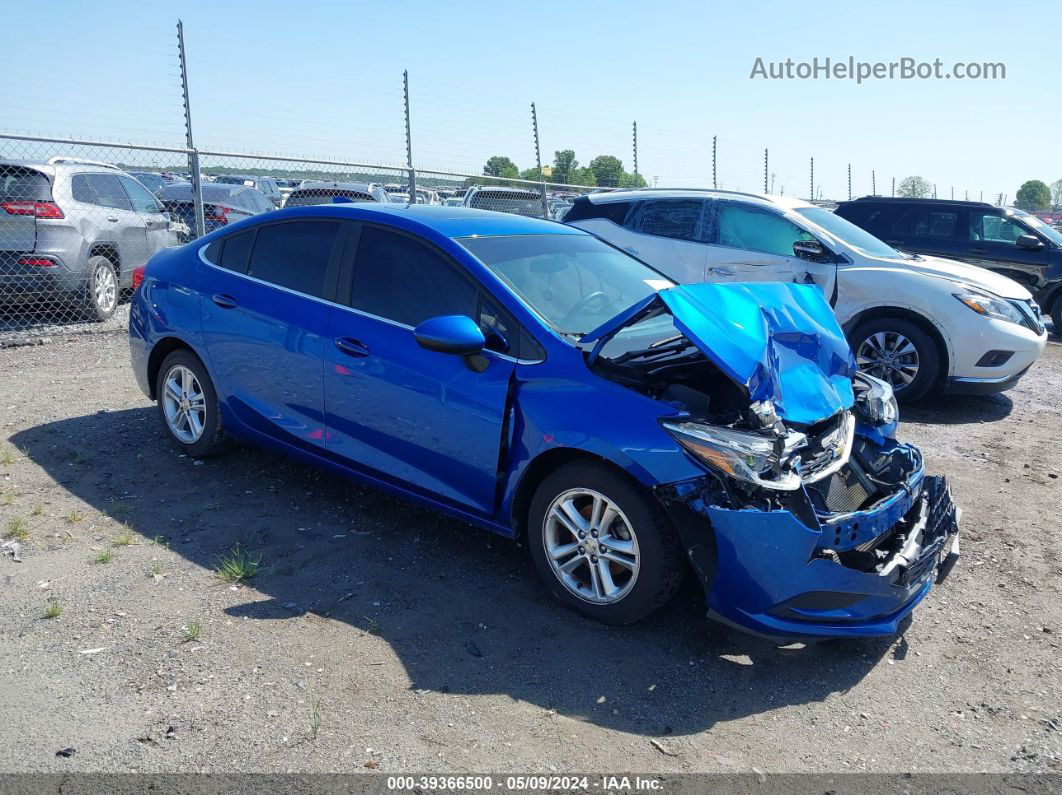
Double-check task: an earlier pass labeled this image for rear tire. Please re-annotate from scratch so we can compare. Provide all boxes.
[155,350,230,457]
[528,461,684,625]
[849,317,941,402]
[81,255,119,322]
[1051,300,1062,337]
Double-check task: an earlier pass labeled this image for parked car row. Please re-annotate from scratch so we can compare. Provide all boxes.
[565,189,1048,400]
[129,202,962,641]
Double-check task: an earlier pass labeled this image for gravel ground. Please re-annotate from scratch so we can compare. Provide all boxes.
[0,330,1059,774]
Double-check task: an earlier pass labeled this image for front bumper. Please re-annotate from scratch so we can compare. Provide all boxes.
[662,448,960,641]
[944,367,1030,395]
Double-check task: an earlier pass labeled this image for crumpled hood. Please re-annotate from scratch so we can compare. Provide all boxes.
[901,255,1032,300]
[582,282,856,425]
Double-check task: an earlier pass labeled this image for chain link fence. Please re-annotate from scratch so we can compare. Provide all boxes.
[0,133,612,346]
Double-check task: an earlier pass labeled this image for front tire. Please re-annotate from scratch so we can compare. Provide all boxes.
[849,317,941,402]
[528,461,684,625]
[155,350,230,457]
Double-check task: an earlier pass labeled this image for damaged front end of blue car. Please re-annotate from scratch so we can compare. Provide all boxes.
[582,282,961,640]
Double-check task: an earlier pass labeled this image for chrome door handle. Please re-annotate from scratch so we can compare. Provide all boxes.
[211,293,238,309]
[106,216,119,223]
[624,247,640,255]
[708,267,734,276]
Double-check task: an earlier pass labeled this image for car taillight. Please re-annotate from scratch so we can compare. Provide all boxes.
[132,264,146,291]
[18,256,56,267]
[1,200,64,219]
[205,205,231,225]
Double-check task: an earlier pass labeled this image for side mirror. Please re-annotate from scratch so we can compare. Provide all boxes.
[793,239,829,261]
[1016,234,1044,251]
[413,315,485,356]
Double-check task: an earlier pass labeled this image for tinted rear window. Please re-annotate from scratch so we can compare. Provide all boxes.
[0,167,51,201]
[562,198,631,225]
[218,229,255,273]
[286,189,375,207]
[247,220,341,298]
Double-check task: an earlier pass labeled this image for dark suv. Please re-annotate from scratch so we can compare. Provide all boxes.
[835,197,1062,330]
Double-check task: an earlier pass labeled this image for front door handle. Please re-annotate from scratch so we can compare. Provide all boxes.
[334,337,370,358]
[624,246,640,255]
[969,247,987,255]
[211,293,238,309]
[106,216,119,223]
[708,267,734,276]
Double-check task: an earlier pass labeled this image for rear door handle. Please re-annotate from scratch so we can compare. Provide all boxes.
[334,337,370,357]
[106,216,119,223]
[624,246,640,255]
[211,293,238,309]
[970,247,987,254]
[708,267,734,276]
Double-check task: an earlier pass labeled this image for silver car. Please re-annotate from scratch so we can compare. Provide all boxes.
[0,157,177,321]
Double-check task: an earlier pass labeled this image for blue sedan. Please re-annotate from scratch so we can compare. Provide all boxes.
[128,204,960,639]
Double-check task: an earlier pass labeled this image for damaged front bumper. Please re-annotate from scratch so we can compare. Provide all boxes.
[658,441,961,641]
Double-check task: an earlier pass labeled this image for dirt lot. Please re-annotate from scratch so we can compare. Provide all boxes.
[0,330,1059,774]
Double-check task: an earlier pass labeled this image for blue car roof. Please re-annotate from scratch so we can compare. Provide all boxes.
[270,203,586,239]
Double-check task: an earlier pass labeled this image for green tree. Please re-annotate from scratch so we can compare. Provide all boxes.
[519,167,541,181]
[897,176,933,198]
[589,155,625,188]
[1015,180,1051,211]
[621,171,648,189]
[552,149,578,185]
[483,156,519,179]
[1051,179,1062,209]
[571,167,596,187]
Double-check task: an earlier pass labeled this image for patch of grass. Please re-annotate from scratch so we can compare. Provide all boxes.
[181,620,202,643]
[0,491,13,506]
[363,616,381,635]
[151,534,169,547]
[308,683,322,739]
[150,560,164,577]
[215,547,261,583]
[0,449,15,466]
[111,530,136,547]
[43,597,62,619]
[65,509,84,525]
[5,517,29,542]
[30,504,44,517]
[93,549,113,564]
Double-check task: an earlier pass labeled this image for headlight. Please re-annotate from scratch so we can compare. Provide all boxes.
[662,421,806,491]
[953,290,1025,326]
[853,372,898,426]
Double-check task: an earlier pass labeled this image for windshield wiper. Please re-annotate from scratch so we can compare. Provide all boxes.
[609,336,695,364]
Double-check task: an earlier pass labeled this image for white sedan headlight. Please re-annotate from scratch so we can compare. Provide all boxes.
[953,290,1025,326]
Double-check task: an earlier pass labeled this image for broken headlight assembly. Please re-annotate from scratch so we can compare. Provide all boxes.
[662,420,807,491]
[853,372,899,427]
[953,289,1026,327]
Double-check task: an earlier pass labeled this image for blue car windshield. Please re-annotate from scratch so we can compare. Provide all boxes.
[458,234,674,336]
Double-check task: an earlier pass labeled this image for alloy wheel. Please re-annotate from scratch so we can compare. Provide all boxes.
[162,364,207,444]
[93,265,117,314]
[543,488,640,605]
[856,331,920,389]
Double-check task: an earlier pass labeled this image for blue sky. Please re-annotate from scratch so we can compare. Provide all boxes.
[2,0,1059,201]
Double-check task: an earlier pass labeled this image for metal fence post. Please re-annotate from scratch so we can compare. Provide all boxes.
[712,136,717,189]
[530,102,548,219]
[632,121,639,179]
[847,163,852,200]
[809,157,814,201]
[403,70,416,201]
[763,148,768,193]
[177,20,205,240]
[872,170,876,195]
[892,177,896,197]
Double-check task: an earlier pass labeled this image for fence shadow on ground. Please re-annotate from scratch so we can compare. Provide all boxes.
[12,407,898,737]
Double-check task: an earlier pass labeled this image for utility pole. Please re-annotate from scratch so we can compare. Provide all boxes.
[763,148,768,193]
[632,121,639,179]
[712,136,717,189]
[770,173,776,194]
[950,186,954,200]
[872,170,876,195]
[891,176,895,197]
[176,20,204,240]
[531,102,548,218]
[847,163,852,200]
[403,70,416,201]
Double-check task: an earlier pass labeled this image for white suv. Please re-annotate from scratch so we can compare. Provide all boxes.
[565,189,1047,400]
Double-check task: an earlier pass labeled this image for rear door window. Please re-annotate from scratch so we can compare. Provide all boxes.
[217,229,255,273]
[892,208,959,239]
[71,173,132,210]
[246,220,342,298]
